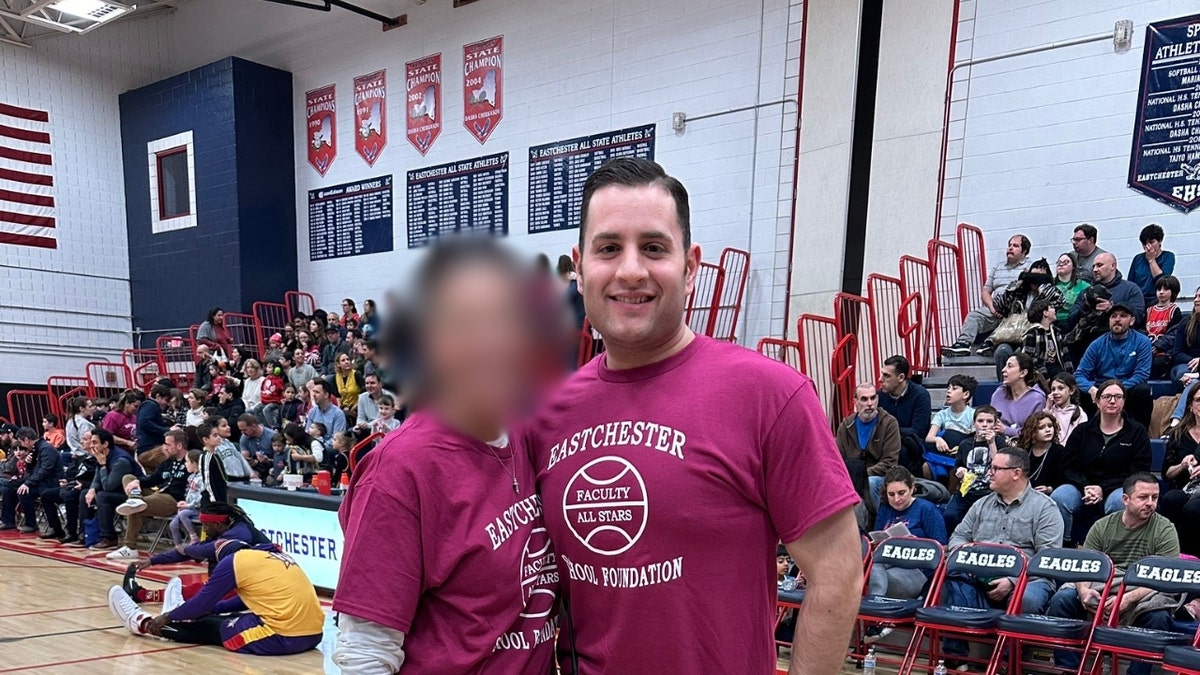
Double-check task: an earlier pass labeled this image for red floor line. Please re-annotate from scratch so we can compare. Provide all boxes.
[0,604,106,618]
[0,643,203,672]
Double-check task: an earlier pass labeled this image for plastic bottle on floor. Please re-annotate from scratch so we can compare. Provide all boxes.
[863,647,876,675]
[933,659,947,675]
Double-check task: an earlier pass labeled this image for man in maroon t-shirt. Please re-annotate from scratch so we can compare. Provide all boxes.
[524,157,862,674]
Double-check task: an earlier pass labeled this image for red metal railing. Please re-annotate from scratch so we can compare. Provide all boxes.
[86,362,133,403]
[156,335,196,390]
[756,337,801,371]
[834,292,876,391]
[285,291,317,319]
[252,301,291,359]
[796,315,843,424]
[5,390,52,429]
[686,261,725,338]
[712,247,750,342]
[46,375,91,416]
[867,274,905,375]
[929,239,966,353]
[222,312,260,360]
[956,223,986,316]
[348,431,385,474]
[899,255,935,374]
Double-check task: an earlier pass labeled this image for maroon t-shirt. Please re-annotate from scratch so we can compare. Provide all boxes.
[334,411,557,674]
[524,336,858,674]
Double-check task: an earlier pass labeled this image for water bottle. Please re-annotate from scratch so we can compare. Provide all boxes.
[781,576,797,592]
[863,647,876,675]
[933,660,948,675]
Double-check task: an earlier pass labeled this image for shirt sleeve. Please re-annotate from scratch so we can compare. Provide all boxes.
[922,500,948,544]
[763,380,860,545]
[332,465,425,633]
[168,555,238,621]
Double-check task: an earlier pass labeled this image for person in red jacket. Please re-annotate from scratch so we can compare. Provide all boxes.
[254,360,286,429]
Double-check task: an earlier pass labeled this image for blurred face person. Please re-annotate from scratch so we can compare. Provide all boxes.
[1109,308,1134,337]
[422,256,533,438]
[365,374,381,396]
[1123,479,1159,525]
[987,453,1022,492]
[1098,384,1125,418]
[308,381,330,408]
[1048,379,1073,407]
[202,428,221,451]
[854,386,879,423]
[186,391,204,410]
[283,385,297,402]
[1093,253,1118,284]
[1157,284,1174,307]
[216,418,232,439]
[163,433,185,459]
[776,554,790,580]
[122,400,137,416]
[196,345,210,361]
[1006,236,1025,265]
[1001,356,1027,387]
[1055,254,1074,281]
[1072,227,1096,256]
[336,353,353,372]
[293,348,307,364]
[945,383,969,408]
[1035,417,1055,446]
[378,399,395,420]
[573,183,700,369]
[974,412,997,438]
[238,419,262,439]
[886,480,915,511]
[878,363,906,396]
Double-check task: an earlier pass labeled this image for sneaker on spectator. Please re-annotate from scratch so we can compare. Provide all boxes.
[162,577,185,613]
[17,525,36,534]
[976,343,995,357]
[941,341,971,356]
[106,546,140,561]
[116,498,147,517]
[107,586,152,636]
[863,625,893,644]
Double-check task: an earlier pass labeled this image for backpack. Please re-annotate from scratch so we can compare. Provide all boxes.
[913,478,952,505]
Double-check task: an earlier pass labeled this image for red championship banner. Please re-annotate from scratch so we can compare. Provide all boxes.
[353,70,387,166]
[463,35,503,144]
[405,54,442,156]
[306,84,337,176]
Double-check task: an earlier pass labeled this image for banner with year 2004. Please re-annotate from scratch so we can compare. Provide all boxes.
[463,36,503,144]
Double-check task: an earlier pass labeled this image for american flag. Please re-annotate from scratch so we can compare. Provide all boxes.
[0,102,57,249]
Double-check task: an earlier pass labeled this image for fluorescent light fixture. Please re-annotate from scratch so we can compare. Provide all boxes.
[50,0,131,22]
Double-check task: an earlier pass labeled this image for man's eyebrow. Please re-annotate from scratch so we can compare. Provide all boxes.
[590,230,673,242]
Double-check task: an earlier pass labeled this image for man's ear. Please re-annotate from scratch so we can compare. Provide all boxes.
[572,245,583,294]
[684,243,702,295]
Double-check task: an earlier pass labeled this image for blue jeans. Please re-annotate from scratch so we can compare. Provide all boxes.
[1047,585,1170,675]
[869,475,884,509]
[1175,380,1197,420]
[942,574,1055,656]
[1050,485,1124,542]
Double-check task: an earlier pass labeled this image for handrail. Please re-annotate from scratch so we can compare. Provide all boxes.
[348,431,385,474]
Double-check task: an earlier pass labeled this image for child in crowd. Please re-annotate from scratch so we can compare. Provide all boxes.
[330,430,353,485]
[42,413,65,449]
[205,416,253,482]
[256,359,286,429]
[184,389,208,427]
[1149,275,1183,380]
[170,450,204,552]
[1021,299,1067,378]
[278,385,303,428]
[268,433,288,487]
[207,362,228,405]
[943,406,1008,534]
[1043,372,1087,445]
[196,422,228,506]
[923,374,977,481]
[283,423,323,483]
[369,394,403,437]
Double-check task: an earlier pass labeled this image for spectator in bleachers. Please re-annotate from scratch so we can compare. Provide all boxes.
[358,338,381,379]
[164,389,188,428]
[306,378,346,454]
[835,383,900,509]
[0,440,30,526]
[204,416,252,484]
[196,422,229,506]
[41,428,96,543]
[225,346,244,378]
[284,349,316,393]
[41,413,65,449]
[297,331,320,368]
[0,423,14,458]
[1020,412,1068,497]
[992,353,1048,438]
[255,360,285,429]
[353,372,392,432]
[1160,385,1200,554]
[214,382,246,443]
[135,385,174,471]
[1046,472,1178,675]
[106,428,192,562]
[1053,252,1091,322]
[101,392,138,451]
[1054,380,1152,544]
[320,325,343,375]
[263,333,285,364]
[0,427,58,533]
[939,447,1063,664]
[1019,299,1069,381]
[238,359,264,411]
[283,422,322,482]
[1128,224,1176,308]
[193,344,214,393]
[341,298,360,327]
[1170,290,1200,390]
[923,374,977,481]
[866,466,946,603]
[878,355,931,475]
[86,427,144,550]
[369,395,403,437]
[183,389,207,427]
[278,384,303,428]
[941,234,1031,356]
[1148,275,1183,380]
[1044,372,1088,445]
[237,414,275,476]
[64,396,95,456]
[979,258,1062,364]
[361,298,379,337]
[196,307,233,357]
[1075,303,1154,428]
[1067,253,1146,340]
[1071,224,1106,284]
[333,353,364,420]
[944,406,1009,533]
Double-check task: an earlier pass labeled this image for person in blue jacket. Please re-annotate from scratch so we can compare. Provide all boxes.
[86,427,145,550]
[1128,224,1175,308]
[0,427,60,531]
[135,385,174,471]
[1074,303,1153,428]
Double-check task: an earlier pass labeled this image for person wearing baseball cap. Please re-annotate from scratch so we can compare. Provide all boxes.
[107,529,323,656]
[1074,301,1154,428]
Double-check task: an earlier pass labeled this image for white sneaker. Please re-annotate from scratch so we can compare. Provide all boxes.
[115,498,147,517]
[162,577,184,614]
[106,546,140,561]
[107,586,151,636]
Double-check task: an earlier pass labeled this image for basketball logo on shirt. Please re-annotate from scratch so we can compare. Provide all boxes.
[562,456,648,555]
[519,527,558,619]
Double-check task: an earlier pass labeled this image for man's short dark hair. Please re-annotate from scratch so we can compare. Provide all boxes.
[1074,224,1097,242]
[222,380,243,398]
[309,378,335,396]
[365,372,380,383]
[92,427,114,447]
[974,405,999,421]
[1123,471,1159,494]
[43,413,58,426]
[165,428,188,446]
[995,446,1030,473]
[883,355,910,377]
[237,413,260,427]
[946,374,978,400]
[1139,223,1165,245]
[1156,275,1181,300]
[1027,298,1055,324]
[197,422,218,439]
[1011,234,1031,255]
[150,384,172,401]
[15,427,37,441]
[579,157,691,250]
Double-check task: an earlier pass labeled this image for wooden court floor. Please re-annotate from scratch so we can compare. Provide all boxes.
[0,548,333,673]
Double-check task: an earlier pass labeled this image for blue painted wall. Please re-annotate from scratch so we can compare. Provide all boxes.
[120,57,296,336]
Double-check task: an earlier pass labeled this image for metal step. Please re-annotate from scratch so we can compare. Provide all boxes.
[923,364,997,386]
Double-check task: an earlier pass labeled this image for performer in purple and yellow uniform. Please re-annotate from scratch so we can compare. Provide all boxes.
[107,538,324,656]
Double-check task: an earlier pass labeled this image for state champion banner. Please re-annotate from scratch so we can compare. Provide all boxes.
[406,54,442,156]
[306,84,337,176]
[463,35,503,144]
[353,70,387,167]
